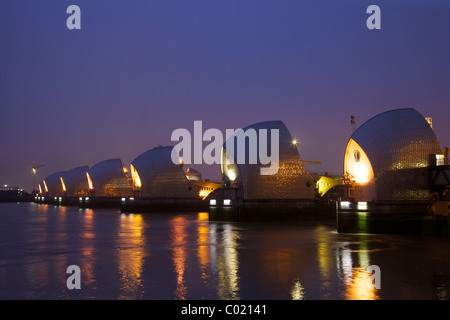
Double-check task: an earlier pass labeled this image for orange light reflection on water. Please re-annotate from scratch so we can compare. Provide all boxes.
[197,212,210,283]
[339,241,380,300]
[171,216,188,300]
[117,213,146,300]
[344,267,380,300]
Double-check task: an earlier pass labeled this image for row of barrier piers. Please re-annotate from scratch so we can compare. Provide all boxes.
[34,195,209,212]
[33,194,336,222]
[33,195,449,235]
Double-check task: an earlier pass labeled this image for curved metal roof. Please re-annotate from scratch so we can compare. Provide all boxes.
[61,166,89,197]
[222,120,314,200]
[43,171,67,197]
[350,108,443,200]
[351,108,443,172]
[88,159,131,197]
[131,146,197,199]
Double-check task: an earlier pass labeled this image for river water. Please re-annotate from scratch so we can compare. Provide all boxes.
[0,202,449,300]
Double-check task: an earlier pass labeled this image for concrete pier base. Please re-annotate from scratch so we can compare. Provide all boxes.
[120,198,207,213]
[209,199,335,222]
[78,197,122,209]
[337,200,450,235]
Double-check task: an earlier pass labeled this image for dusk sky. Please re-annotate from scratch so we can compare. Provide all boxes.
[1,0,449,192]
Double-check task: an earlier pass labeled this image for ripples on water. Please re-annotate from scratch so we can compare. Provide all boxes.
[0,203,449,300]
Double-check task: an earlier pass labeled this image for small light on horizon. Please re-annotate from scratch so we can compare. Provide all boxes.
[292,139,299,147]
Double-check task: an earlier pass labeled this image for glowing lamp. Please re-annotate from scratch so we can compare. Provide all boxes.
[228,170,236,181]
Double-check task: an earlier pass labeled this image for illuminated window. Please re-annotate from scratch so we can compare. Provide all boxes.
[340,201,352,209]
[436,154,444,166]
[357,202,368,210]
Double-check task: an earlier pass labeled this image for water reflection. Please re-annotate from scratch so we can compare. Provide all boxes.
[316,225,334,299]
[337,239,380,300]
[345,267,379,300]
[80,209,96,293]
[26,205,50,299]
[55,206,69,294]
[170,216,188,300]
[435,272,448,300]
[291,280,305,300]
[197,212,210,285]
[209,223,240,300]
[2,203,450,300]
[116,213,147,300]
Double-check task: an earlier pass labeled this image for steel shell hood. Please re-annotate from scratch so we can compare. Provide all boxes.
[42,171,67,197]
[348,108,443,200]
[222,120,314,200]
[131,146,197,199]
[88,159,132,197]
[61,166,89,197]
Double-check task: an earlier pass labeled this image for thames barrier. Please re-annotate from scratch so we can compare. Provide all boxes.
[24,108,449,235]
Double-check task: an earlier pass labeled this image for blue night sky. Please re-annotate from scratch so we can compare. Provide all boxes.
[1,0,449,191]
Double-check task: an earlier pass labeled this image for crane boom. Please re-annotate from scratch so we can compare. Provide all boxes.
[30,161,46,170]
[29,162,46,192]
[350,115,357,132]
